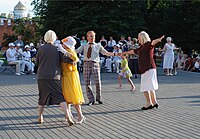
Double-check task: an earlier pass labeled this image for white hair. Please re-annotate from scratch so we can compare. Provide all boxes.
[166,37,172,42]
[138,31,151,44]
[44,30,57,44]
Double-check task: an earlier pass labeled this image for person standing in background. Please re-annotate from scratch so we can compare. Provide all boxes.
[14,36,24,49]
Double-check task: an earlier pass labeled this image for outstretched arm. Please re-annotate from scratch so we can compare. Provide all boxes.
[151,35,165,46]
[123,50,135,55]
[158,44,167,52]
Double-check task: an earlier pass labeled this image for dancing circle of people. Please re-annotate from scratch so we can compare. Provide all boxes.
[33,29,166,126]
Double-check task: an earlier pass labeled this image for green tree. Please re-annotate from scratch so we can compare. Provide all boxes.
[32,0,200,53]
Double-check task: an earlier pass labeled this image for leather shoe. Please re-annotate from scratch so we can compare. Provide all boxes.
[97,100,103,104]
[87,101,95,106]
[153,103,159,109]
[141,105,153,110]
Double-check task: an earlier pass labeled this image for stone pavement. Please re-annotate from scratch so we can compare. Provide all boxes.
[0,69,200,139]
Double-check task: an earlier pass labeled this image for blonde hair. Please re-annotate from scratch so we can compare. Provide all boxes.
[86,31,96,37]
[138,31,151,44]
[44,30,57,44]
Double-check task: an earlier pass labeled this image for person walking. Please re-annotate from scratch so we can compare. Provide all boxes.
[36,30,74,125]
[124,31,164,110]
[75,31,118,105]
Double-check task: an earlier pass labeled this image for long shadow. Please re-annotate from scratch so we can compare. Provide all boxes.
[0,94,37,98]
[157,95,200,100]
[0,108,142,130]
[0,106,37,111]
[1,108,141,121]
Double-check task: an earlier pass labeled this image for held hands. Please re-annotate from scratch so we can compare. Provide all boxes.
[116,52,122,56]
[57,44,72,57]
[57,44,67,54]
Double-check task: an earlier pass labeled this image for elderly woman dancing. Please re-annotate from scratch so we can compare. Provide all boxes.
[124,31,164,110]
[57,36,85,124]
[36,30,74,125]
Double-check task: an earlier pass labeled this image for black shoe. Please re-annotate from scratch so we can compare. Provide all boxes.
[153,103,159,109]
[97,100,103,104]
[87,101,95,106]
[141,105,153,110]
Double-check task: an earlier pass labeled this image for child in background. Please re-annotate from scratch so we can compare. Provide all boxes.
[118,54,135,91]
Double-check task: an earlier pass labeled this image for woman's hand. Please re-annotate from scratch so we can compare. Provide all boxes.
[57,44,66,54]
[57,44,72,57]
[159,35,165,42]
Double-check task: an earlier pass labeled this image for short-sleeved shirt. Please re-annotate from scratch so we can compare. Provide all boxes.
[75,42,108,63]
[137,41,156,74]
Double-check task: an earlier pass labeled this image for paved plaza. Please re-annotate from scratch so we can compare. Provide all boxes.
[0,69,200,139]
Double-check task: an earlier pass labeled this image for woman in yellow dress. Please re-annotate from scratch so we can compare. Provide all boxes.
[59,36,85,124]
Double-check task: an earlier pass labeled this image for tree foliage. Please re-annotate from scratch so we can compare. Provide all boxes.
[32,0,200,52]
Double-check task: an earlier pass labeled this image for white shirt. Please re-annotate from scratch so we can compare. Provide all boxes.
[108,40,116,47]
[76,42,108,63]
[113,49,122,62]
[194,61,199,69]
[22,51,31,61]
[6,48,17,62]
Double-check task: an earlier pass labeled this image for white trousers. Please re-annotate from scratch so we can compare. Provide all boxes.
[8,60,25,73]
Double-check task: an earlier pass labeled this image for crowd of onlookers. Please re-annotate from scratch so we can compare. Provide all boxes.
[0,34,200,75]
[0,36,37,75]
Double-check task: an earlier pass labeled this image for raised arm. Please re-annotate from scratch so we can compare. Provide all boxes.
[151,35,165,46]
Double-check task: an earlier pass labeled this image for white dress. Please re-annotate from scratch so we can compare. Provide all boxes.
[163,43,175,69]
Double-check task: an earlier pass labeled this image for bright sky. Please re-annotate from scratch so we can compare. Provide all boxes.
[0,0,34,16]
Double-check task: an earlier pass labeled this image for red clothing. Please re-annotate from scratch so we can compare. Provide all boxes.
[137,41,156,74]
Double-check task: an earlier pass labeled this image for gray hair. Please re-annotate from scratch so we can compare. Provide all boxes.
[44,30,57,44]
[166,37,172,42]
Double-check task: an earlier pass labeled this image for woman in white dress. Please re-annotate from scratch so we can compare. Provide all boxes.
[159,37,178,76]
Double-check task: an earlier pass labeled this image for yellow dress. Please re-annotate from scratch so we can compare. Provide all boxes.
[61,48,84,104]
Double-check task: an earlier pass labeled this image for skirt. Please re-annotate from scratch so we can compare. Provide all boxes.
[62,71,84,105]
[38,79,66,106]
[140,69,158,92]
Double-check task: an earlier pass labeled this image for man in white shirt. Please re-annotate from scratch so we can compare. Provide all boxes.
[75,31,118,105]
[107,36,116,52]
[6,43,25,75]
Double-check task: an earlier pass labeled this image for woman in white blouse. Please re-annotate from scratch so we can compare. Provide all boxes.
[22,45,35,74]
